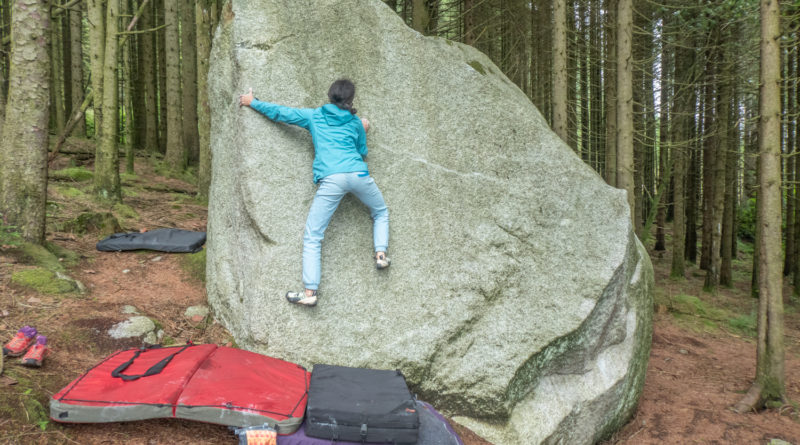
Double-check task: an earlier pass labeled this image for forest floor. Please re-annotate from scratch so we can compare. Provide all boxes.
[0,154,799,444]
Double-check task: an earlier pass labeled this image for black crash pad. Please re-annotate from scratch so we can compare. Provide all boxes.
[96,228,206,253]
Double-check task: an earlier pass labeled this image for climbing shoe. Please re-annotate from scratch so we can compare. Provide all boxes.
[21,336,49,367]
[285,289,318,307]
[375,252,391,270]
[3,326,38,357]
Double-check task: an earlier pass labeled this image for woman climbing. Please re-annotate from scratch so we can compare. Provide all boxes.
[239,79,390,307]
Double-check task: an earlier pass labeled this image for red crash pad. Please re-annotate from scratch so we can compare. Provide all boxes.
[50,344,309,433]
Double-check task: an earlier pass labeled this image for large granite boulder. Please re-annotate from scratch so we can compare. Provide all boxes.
[207,1,653,444]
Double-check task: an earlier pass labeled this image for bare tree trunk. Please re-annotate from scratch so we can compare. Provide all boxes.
[552,0,567,144]
[157,0,167,153]
[411,0,428,33]
[721,90,738,287]
[181,0,198,164]
[733,0,786,412]
[700,47,716,272]
[604,0,617,186]
[50,13,65,135]
[705,48,730,293]
[94,0,121,201]
[122,0,135,174]
[140,0,158,152]
[616,0,635,225]
[0,0,51,244]
[463,0,474,46]
[88,0,106,139]
[164,0,184,170]
[69,3,86,137]
[197,0,216,199]
[656,27,672,252]
[686,105,700,264]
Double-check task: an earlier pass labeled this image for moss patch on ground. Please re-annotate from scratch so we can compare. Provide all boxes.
[180,249,206,282]
[11,268,78,294]
[53,185,86,198]
[50,167,93,182]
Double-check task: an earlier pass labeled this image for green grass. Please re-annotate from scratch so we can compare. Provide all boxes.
[728,313,757,336]
[670,293,727,320]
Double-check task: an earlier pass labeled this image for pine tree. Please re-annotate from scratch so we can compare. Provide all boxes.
[0,0,51,243]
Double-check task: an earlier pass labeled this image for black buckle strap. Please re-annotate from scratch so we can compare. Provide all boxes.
[111,344,191,381]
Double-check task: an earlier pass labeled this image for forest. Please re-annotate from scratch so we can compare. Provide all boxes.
[0,0,798,444]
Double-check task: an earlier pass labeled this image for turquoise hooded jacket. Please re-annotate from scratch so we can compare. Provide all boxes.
[250,99,369,183]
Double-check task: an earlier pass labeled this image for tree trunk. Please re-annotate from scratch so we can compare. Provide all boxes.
[705,47,730,293]
[411,0,428,34]
[616,0,634,225]
[656,27,672,252]
[721,90,738,287]
[140,0,159,152]
[685,90,700,265]
[197,0,216,200]
[784,42,797,278]
[69,4,85,137]
[733,0,786,412]
[604,0,617,186]
[552,0,567,144]
[88,0,106,139]
[181,0,198,164]
[163,0,184,170]
[94,0,121,201]
[122,0,135,174]
[50,13,65,135]
[463,0,474,46]
[0,0,51,244]
[700,47,716,272]
[157,0,167,153]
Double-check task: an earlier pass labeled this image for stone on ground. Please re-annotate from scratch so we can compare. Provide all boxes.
[207,1,654,444]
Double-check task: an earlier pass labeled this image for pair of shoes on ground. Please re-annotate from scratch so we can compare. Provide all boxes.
[2,326,50,367]
[285,253,391,307]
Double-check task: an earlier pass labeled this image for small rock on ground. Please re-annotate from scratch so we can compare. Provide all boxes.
[108,316,156,339]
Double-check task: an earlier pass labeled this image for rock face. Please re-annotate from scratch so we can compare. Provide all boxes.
[207,1,654,444]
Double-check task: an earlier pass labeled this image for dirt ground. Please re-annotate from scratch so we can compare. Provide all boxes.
[0,157,798,444]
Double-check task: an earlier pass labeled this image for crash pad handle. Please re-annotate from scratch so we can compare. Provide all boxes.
[111,344,191,381]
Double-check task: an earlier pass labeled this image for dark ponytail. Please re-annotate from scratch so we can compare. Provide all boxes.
[328,79,357,115]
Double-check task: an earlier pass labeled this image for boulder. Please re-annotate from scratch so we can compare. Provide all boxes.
[207,1,653,444]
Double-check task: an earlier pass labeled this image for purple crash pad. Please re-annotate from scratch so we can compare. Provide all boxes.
[277,401,463,445]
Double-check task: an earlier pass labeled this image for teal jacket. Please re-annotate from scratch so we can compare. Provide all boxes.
[250,99,368,183]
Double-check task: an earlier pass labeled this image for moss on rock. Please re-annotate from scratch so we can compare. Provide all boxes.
[58,212,122,235]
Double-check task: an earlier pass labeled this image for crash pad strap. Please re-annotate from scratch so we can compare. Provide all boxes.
[111,344,191,381]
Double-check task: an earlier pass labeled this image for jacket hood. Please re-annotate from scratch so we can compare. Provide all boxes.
[321,103,356,126]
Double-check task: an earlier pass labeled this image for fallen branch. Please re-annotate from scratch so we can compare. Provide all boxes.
[140,184,197,195]
[48,94,93,165]
[731,382,762,413]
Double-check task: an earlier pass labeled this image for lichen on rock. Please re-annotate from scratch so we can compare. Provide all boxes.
[206,1,654,444]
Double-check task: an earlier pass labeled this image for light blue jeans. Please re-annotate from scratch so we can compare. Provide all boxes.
[302,172,389,290]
